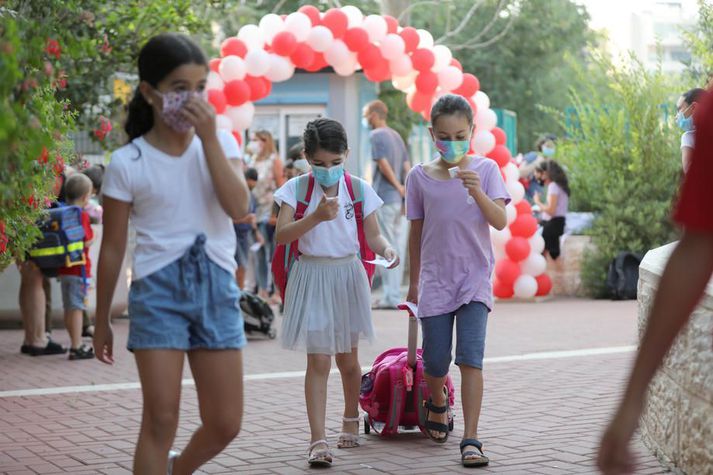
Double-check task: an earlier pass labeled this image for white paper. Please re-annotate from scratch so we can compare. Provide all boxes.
[364,256,397,267]
[249,242,262,253]
[449,167,475,204]
[397,301,418,317]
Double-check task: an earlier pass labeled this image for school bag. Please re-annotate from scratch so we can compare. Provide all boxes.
[605,251,644,300]
[271,172,376,298]
[28,205,86,278]
[239,291,276,339]
[359,304,456,437]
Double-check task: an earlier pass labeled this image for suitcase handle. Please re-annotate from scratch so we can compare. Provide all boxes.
[407,315,418,369]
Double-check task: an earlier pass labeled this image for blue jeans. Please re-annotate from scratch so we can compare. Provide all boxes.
[420,301,489,377]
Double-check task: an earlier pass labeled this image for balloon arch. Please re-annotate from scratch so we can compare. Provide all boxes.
[206,4,552,299]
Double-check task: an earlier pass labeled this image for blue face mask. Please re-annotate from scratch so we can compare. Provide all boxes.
[676,112,694,131]
[312,164,344,188]
[542,146,556,158]
[435,139,470,164]
[361,117,370,129]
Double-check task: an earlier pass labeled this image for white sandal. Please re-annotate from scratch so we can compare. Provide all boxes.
[337,416,361,449]
[308,439,333,467]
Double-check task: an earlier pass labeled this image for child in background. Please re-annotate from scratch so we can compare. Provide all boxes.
[406,94,509,467]
[58,173,95,360]
[534,160,570,260]
[274,117,398,467]
[234,168,263,289]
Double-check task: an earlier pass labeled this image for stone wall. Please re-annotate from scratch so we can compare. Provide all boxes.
[548,235,594,297]
[638,242,713,474]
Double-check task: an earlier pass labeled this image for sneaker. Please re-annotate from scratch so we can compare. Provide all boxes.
[68,344,94,360]
[167,450,180,475]
[27,338,67,356]
[82,325,95,338]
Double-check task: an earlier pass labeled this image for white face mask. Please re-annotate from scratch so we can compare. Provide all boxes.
[247,140,262,154]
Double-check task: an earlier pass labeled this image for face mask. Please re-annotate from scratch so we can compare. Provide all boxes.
[247,141,262,154]
[435,139,470,164]
[676,112,694,131]
[361,117,370,129]
[312,164,344,188]
[542,146,555,158]
[154,90,201,133]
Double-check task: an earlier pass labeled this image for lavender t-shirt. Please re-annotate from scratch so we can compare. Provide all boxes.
[541,182,568,220]
[406,157,510,317]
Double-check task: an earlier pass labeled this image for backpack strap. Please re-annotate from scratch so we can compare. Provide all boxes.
[344,172,366,248]
[294,174,314,220]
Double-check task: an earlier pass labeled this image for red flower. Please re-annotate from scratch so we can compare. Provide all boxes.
[45,38,61,59]
[94,116,112,141]
[26,195,39,209]
[44,61,54,76]
[37,146,49,165]
[53,154,64,175]
[0,220,8,254]
[100,34,112,54]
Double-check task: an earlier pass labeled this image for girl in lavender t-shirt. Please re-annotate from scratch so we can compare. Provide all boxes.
[405,95,510,468]
[534,160,570,260]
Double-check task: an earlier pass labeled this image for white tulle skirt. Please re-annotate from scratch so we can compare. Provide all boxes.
[281,255,374,355]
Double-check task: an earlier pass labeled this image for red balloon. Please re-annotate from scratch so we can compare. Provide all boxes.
[358,44,383,70]
[232,131,243,146]
[493,279,514,299]
[505,237,532,262]
[488,145,512,168]
[224,80,250,106]
[207,89,227,114]
[244,76,264,101]
[411,48,435,72]
[383,15,399,34]
[515,200,532,216]
[262,77,272,98]
[209,58,221,73]
[290,43,316,69]
[454,73,479,97]
[421,108,431,121]
[450,58,463,71]
[344,27,370,53]
[272,31,298,56]
[220,37,247,58]
[510,214,538,238]
[399,27,419,53]
[495,259,521,286]
[322,8,348,39]
[491,127,506,145]
[364,61,391,82]
[535,273,553,296]
[304,52,328,72]
[408,91,432,113]
[298,5,321,26]
[415,71,438,94]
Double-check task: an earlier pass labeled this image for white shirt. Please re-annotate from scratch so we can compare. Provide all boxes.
[274,175,383,258]
[681,130,695,150]
[102,130,241,280]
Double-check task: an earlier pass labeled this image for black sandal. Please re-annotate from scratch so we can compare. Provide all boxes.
[460,439,489,467]
[69,344,95,360]
[423,395,449,443]
[24,338,67,356]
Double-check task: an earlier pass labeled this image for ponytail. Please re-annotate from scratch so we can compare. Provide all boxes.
[125,87,154,142]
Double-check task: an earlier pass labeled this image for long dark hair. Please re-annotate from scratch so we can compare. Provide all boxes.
[537,160,570,196]
[303,118,348,157]
[125,33,207,141]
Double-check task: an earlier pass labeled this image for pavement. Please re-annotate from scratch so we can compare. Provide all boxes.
[0,298,669,474]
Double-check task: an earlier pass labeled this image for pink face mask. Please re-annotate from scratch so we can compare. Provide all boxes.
[155,90,203,133]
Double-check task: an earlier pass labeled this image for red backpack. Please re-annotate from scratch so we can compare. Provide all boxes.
[271,172,376,299]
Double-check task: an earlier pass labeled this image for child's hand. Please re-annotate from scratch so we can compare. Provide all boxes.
[181,95,217,142]
[457,169,482,199]
[406,285,418,304]
[93,322,114,365]
[383,247,400,269]
[315,196,339,222]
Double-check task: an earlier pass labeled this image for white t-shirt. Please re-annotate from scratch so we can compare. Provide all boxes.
[102,130,241,280]
[273,175,383,258]
[681,130,695,150]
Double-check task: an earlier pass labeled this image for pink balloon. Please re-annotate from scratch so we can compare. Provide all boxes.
[437,65,463,91]
[307,25,333,53]
[389,55,413,77]
[380,34,405,60]
[325,40,350,68]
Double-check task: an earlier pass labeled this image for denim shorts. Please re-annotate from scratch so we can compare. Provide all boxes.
[60,275,87,311]
[234,230,252,268]
[127,234,247,351]
[420,301,489,377]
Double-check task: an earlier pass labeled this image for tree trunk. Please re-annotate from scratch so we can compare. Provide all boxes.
[380,0,411,23]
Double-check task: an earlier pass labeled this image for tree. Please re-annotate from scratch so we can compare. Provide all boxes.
[683,0,713,83]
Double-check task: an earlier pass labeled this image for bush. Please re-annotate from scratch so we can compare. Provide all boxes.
[557,56,683,297]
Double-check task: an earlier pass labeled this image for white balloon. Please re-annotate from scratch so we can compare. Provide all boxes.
[237,24,265,51]
[506,204,517,225]
[503,162,519,183]
[259,14,284,44]
[206,71,224,91]
[265,54,295,82]
[513,275,538,299]
[284,12,312,42]
[529,233,545,254]
[392,72,416,91]
[473,90,490,110]
[475,108,498,131]
[491,225,511,251]
[437,65,463,91]
[325,40,350,67]
[341,5,364,28]
[334,63,356,76]
[389,55,413,77]
[219,55,246,82]
[416,29,434,48]
[244,49,271,77]
[307,25,334,53]
[226,103,255,131]
[362,14,388,42]
[380,34,406,60]
[506,179,525,204]
[216,114,233,131]
[521,252,547,277]
[472,130,496,155]
[432,44,452,72]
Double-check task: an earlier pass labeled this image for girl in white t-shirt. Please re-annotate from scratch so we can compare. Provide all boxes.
[274,118,399,467]
[93,34,250,474]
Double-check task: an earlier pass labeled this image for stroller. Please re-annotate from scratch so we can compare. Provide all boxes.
[359,302,455,436]
[239,291,276,339]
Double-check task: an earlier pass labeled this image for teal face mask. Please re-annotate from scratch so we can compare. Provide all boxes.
[312,164,344,187]
[676,112,694,131]
[435,139,470,163]
[542,146,556,158]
